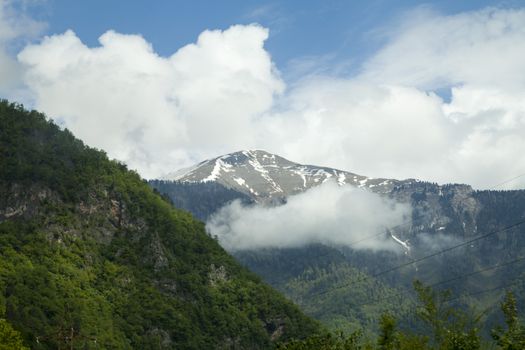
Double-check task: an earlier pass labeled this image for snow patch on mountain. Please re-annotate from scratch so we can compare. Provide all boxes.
[203,158,233,182]
[162,150,413,202]
[390,233,410,254]
[233,177,246,186]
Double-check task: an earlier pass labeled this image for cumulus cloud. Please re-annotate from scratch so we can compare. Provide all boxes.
[206,182,411,251]
[266,7,525,189]
[11,6,525,189]
[18,25,283,178]
[259,80,456,182]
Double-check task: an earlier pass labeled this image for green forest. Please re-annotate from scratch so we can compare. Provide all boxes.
[0,100,319,349]
[153,167,525,348]
[278,284,525,349]
[1,99,525,349]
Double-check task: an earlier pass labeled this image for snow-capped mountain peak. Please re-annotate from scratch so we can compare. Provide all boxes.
[162,150,400,201]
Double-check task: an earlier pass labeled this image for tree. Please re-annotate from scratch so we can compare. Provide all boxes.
[492,291,525,349]
[378,314,398,350]
[0,319,28,350]
[377,312,429,350]
[277,330,370,350]
[413,280,480,350]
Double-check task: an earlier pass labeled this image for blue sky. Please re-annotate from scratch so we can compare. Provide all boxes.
[30,0,519,78]
[2,0,525,189]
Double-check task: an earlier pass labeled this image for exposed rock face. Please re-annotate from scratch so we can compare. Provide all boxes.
[0,182,150,245]
[154,149,525,338]
[208,264,228,287]
[389,182,483,240]
[159,150,489,246]
[162,150,403,202]
[0,184,55,221]
[0,101,322,349]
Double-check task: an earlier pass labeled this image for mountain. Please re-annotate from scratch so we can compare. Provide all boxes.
[156,149,519,247]
[0,101,321,349]
[154,150,489,252]
[161,150,406,202]
[152,150,525,337]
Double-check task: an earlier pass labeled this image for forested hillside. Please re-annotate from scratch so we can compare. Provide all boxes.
[0,100,321,349]
[152,165,525,345]
[149,180,253,222]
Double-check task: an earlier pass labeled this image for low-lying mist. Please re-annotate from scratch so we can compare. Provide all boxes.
[206,182,411,251]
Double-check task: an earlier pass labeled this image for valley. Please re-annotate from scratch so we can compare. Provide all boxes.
[151,150,525,338]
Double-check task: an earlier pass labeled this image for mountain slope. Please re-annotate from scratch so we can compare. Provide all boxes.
[153,150,525,337]
[149,180,254,222]
[157,150,525,246]
[162,150,403,202]
[0,101,320,349]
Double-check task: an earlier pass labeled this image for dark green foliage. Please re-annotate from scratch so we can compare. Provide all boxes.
[149,180,253,221]
[412,280,481,350]
[236,246,414,337]
[227,185,525,340]
[280,281,525,349]
[491,292,525,349]
[375,312,430,350]
[0,318,28,350]
[377,314,397,350]
[0,100,320,349]
[150,168,525,341]
[277,330,369,350]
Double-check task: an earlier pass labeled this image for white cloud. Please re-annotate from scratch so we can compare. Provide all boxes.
[0,0,44,43]
[18,25,283,178]
[266,7,525,189]
[206,182,411,251]
[258,80,455,182]
[12,6,525,189]
[360,7,525,90]
[0,49,20,88]
[0,0,45,93]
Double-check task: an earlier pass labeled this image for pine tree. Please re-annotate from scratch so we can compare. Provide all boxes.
[492,291,525,349]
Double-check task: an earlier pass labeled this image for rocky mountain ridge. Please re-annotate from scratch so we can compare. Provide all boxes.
[162,150,411,202]
[154,151,525,337]
[159,150,484,242]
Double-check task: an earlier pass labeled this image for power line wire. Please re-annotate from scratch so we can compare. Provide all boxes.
[253,171,525,268]
[371,219,525,279]
[251,172,525,300]
[271,172,525,319]
[347,171,525,249]
[443,278,524,304]
[311,217,525,297]
[429,255,525,289]
[352,254,525,308]
[490,172,525,190]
